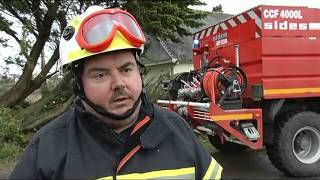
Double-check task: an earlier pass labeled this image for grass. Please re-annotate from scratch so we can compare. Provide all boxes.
[0,161,15,179]
[197,134,216,153]
[0,143,22,164]
[0,143,22,178]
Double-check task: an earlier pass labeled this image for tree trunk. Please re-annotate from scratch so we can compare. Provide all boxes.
[0,47,60,108]
[0,80,32,108]
[0,2,60,108]
[22,95,74,131]
[19,73,73,130]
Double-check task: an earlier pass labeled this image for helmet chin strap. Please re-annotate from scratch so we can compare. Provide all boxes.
[82,93,142,121]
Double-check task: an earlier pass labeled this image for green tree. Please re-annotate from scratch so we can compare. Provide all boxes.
[212,4,223,13]
[124,0,207,42]
[0,0,65,108]
[0,0,208,129]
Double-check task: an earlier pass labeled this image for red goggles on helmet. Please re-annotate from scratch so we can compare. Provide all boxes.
[76,9,145,53]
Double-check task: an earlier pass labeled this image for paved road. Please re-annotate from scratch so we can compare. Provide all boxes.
[211,149,320,180]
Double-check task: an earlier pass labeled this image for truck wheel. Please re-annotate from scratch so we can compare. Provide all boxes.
[208,135,247,153]
[266,111,320,177]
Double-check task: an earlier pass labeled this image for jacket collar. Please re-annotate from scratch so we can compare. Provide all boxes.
[75,102,123,145]
[74,96,172,149]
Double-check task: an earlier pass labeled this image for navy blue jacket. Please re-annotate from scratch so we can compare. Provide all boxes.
[10,100,222,179]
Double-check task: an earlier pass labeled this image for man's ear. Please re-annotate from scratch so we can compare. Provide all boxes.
[133,54,145,75]
[138,65,146,75]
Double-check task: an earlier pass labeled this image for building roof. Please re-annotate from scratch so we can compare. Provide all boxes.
[140,13,230,66]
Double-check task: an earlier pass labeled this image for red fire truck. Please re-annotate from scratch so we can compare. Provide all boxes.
[158,5,320,177]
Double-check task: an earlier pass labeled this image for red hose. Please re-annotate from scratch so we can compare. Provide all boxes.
[202,67,224,103]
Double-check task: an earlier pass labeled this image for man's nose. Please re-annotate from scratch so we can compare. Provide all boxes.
[111,72,126,90]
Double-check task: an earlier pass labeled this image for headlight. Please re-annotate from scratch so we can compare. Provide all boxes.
[193,39,200,48]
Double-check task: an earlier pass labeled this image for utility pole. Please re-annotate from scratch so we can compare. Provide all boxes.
[41,50,49,96]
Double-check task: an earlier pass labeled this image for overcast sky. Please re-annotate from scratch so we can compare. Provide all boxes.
[192,0,320,14]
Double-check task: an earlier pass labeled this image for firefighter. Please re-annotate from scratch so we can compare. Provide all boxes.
[10,5,223,179]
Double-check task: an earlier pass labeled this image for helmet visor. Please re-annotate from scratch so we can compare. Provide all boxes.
[83,14,113,44]
[78,9,145,52]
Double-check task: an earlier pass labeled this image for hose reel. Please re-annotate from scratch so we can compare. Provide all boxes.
[201,65,247,104]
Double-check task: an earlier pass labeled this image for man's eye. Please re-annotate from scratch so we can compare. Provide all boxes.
[123,68,132,73]
[94,73,105,79]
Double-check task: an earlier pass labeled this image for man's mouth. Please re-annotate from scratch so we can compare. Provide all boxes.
[113,97,129,102]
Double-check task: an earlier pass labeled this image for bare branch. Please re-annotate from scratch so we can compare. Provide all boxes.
[0,16,29,58]
[20,1,60,83]
[1,2,38,37]
[2,27,20,44]
[32,0,42,30]
[46,70,59,79]
[32,46,59,85]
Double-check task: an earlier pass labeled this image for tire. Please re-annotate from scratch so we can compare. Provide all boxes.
[266,111,320,177]
[208,135,247,153]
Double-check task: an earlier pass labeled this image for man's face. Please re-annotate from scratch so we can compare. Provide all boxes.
[82,50,142,116]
